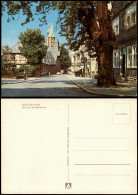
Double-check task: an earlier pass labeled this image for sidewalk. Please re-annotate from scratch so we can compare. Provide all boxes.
[66,74,137,97]
[1,77,41,84]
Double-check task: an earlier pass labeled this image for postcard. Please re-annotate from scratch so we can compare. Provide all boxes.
[1,2,137,98]
[1,98,137,194]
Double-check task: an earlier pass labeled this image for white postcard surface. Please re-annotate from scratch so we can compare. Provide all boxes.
[1,99,137,194]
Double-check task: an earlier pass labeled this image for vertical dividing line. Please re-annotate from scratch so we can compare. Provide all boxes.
[68,167,69,182]
[68,104,69,128]
[67,104,70,182]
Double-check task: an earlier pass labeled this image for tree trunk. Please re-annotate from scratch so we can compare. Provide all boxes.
[96,2,116,87]
[97,45,116,87]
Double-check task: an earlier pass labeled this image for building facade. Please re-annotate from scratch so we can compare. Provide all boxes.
[70,44,98,76]
[10,42,27,67]
[1,43,27,76]
[112,1,137,80]
[35,23,61,76]
[43,23,61,75]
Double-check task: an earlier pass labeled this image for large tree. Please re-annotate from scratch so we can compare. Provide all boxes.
[18,28,47,65]
[2,1,116,87]
[60,44,71,73]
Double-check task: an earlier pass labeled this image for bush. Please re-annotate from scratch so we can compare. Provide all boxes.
[27,66,35,77]
[16,75,24,79]
[15,65,35,77]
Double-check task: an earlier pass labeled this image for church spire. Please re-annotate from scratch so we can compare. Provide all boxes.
[48,22,55,37]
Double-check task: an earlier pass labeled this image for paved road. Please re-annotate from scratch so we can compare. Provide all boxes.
[1,75,97,97]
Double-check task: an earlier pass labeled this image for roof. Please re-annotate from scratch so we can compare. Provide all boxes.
[44,51,56,64]
[48,47,60,60]
[48,22,55,37]
[44,47,60,65]
[11,42,22,53]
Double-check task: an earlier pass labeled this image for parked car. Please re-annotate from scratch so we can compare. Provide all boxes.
[56,72,61,75]
[75,69,84,77]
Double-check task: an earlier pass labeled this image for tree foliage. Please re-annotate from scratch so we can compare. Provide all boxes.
[60,44,71,72]
[15,64,35,76]
[18,28,47,65]
[1,1,113,50]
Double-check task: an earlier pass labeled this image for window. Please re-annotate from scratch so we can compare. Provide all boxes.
[77,54,80,60]
[121,15,125,29]
[10,55,15,60]
[133,46,137,67]
[123,3,136,29]
[112,17,119,35]
[113,50,120,67]
[127,45,137,68]
[127,47,132,67]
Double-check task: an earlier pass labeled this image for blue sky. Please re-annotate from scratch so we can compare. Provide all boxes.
[2,4,67,48]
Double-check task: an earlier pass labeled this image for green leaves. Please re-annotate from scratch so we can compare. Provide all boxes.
[15,64,35,76]
[2,1,113,53]
[18,28,47,65]
[2,1,88,49]
[60,44,71,70]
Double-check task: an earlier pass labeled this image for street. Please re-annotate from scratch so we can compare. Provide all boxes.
[1,74,97,97]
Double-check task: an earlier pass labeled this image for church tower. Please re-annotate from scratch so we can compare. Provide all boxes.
[46,22,55,48]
